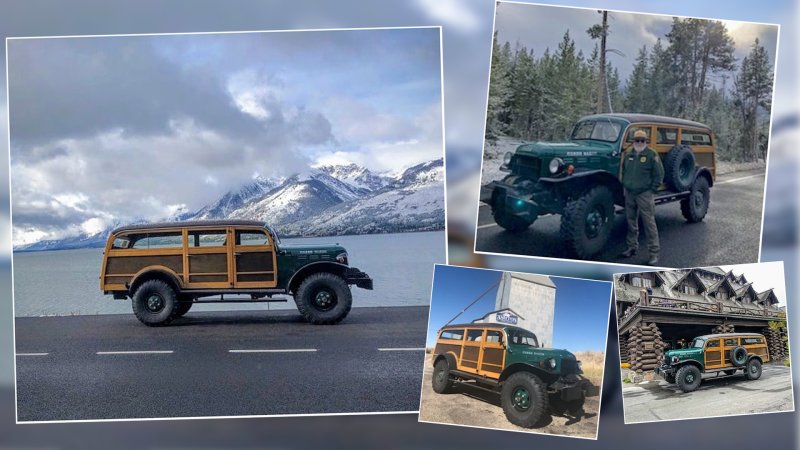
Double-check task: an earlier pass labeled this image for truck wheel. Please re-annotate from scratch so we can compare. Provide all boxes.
[174,300,193,318]
[493,210,532,232]
[131,279,179,326]
[675,365,702,393]
[432,359,454,394]
[560,186,614,259]
[744,358,762,380]
[295,272,352,325]
[680,176,710,223]
[501,372,549,428]
[664,145,695,192]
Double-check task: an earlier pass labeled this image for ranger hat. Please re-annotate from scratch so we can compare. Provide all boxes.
[633,129,648,139]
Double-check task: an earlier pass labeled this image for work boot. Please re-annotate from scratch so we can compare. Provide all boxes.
[620,247,637,258]
[647,254,659,266]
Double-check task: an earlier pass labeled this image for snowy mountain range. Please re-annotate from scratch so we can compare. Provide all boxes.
[15,159,445,251]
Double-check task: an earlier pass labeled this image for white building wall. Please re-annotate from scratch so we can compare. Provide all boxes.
[495,272,556,348]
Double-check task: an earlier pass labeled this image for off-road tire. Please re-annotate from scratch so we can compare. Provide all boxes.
[664,145,696,192]
[744,358,762,380]
[432,359,455,394]
[675,365,702,393]
[131,279,180,326]
[175,300,193,318]
[729,346,748,367]
[560,185,615,259]
[680,176,710,223]
[723,369,736,376]
[493,209,532,232]
[501,372,549,428]
[295,272,352,325]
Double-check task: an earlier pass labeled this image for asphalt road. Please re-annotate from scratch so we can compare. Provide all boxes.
[475,169,765,267]
[14,306,428,422]
[418,356,601,439]
[621,364,794,423]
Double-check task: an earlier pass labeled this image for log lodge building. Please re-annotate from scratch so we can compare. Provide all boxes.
[615,266,787,373]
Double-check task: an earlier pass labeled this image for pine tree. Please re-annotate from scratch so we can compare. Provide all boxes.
[625,46,649,113]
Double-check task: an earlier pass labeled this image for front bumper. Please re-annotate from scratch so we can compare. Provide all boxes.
[479,181,540,220]
[549,377,589,402]
[345,267,373,290]
[655,364,676,379]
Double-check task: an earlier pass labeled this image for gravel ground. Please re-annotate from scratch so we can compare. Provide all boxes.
[418,356,602,439]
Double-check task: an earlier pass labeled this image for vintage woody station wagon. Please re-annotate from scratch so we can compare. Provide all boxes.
[431,323,587,427]
[100,220,373,326]
[656,332,769,392]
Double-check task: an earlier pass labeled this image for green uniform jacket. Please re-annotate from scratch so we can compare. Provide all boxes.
[621,147,664,195]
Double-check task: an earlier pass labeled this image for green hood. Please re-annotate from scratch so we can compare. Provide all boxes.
[665,347,703,364]
[516,140,616,158]
[280,243,346,254]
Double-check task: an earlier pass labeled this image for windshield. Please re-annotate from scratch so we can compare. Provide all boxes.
[690,338,705,348]
[571,120,622,142]
[507,329,539,348]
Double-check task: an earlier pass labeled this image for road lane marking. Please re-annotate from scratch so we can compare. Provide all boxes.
[716,173,765,185]
[377,348,426,351]
[16,353,49,356]
[477,223,498,229]
[96,351,174,355]
[228,349,317,353]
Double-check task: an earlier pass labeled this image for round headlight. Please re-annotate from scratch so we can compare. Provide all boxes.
[549,358,557,369]
[503,152,513,166]
[549,157,564,174]
[671,356,680,363]
[336,252,348,265]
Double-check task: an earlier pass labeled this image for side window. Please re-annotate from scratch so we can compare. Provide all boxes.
[130,232,182,249]
[724,338,737,346]
[440,330,464,341]
[742,337,763,345]
[112,236,132,249]
[706,339,720,348]
[189,230,227,247]
[626,126,651,143]
[485,330,503,344]
[236,230,269,246]
[681,130,711,145]
[657,127,678,145]
[466,329,484,342]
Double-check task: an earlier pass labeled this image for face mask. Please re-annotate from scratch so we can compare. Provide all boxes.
[633,142,646,152]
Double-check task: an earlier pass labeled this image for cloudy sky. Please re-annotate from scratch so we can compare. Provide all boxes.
[7,27,443,245]
[495,3,779,86]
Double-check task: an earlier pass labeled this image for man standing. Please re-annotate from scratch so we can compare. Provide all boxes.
[620,129,664,265]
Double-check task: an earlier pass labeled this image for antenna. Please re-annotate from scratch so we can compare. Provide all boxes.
[442,277,502,328]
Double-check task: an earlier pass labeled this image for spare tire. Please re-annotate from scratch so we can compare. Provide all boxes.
[729,346,748,367]
[664,145,696,192]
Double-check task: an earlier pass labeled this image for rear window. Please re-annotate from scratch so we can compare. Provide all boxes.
[657,127,678,145]
[123,232,183,249]
[681,130,711,145]
[466,329,484,342]
[440,330,464,341]
[189,230,227,247]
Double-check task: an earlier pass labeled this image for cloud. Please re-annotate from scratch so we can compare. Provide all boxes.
[414,0,480,33]
[6,29,443,245]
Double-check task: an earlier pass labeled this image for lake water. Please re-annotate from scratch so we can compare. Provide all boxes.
[12,231,445,317]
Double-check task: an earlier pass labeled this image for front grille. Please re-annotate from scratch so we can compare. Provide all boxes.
[512,155,541,179]
[561,358,579,375]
